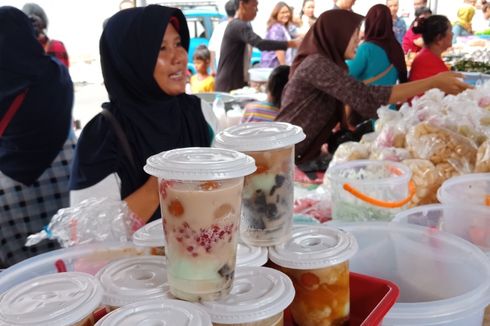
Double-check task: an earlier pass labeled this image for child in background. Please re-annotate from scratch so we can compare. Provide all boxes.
[190,45,215,93]
[241,65,290,123]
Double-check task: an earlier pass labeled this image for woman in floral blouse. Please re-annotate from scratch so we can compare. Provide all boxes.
[261,2,295,68]
[275,9,471,165]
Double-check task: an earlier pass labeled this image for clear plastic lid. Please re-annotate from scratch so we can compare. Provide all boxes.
[95,299,212,326]
[198,266,294,324]
[0,272,103,326]
[268,225,358,269]
[144,147,256,181]
[236,242,268,267]
[95,256,168,307]
[214,122,306,151]
[132,219,165,247]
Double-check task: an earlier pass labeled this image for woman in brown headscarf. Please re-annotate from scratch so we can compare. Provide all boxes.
[275,9,470,165]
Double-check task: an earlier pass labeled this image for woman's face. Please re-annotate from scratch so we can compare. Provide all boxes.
[484,7,490,20]
[153,24,188,96]
[303,1,315,18]
[387,0,399,17]
[344,28,360,59]
[277,5,291,25]
[439,23,453,51]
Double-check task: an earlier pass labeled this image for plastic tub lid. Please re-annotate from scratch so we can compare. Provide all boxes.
[0,272,103,326]
[198,266,294,324]
[327,160,411,185]
[236,242,268,267]
[95,256,168,307]
[437,173,490,207]
[95,299,212,326]
[144,147,256,181]
[214,122,306,152]
[132,219,165,247]
[268,225,358,269]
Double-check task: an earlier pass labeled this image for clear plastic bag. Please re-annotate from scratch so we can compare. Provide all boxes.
[406,122,478,172]
[330,141,370,167]
[26,198,142,248]
[475,139,490,173]
[402,159,443,207]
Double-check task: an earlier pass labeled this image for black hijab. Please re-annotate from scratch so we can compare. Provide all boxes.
[0,6,73,185]
[70,6,210,208]
[364,4,408,83]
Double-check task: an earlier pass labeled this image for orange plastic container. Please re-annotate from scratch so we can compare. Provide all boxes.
[284,272,399,326]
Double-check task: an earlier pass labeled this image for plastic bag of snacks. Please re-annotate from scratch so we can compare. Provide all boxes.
[402,159,443,207]
[330,142,370,166]
[25,197,141,248]
[406,122,478,171]
[475,139,490,173]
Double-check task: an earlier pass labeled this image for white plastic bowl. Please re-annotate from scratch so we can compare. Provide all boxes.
[340,222,490,326]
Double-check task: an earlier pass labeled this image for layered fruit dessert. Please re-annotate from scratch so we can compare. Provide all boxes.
[281,262,350,326]
[160,177,243,301]
[241,146,294,246]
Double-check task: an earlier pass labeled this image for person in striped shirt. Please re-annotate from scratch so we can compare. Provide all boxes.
[240,65,289,123]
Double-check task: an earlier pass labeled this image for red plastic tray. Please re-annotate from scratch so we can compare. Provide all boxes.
[284,272,399,326]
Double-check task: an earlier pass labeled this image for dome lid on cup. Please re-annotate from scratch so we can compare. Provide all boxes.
[132,218,165,247]
[95,256,168,307]
[144,147,256,181]
[96,299,212,326]
[236,242,268,267]
[198,266,294,324]
[0,272,103,326]
[214,122,306,151]
[268,225,358,269]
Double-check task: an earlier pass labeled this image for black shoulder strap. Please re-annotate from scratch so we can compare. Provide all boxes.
[100,108,137,170]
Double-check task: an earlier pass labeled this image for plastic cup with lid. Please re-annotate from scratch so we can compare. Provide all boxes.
[144,147,256,301]
[197,266,295,326]
[214,122,306,247]
[94,299,212,326]
[95,256,168,310]
[268,225,358,326]
[0,272,106,326]
[132,218,166,256]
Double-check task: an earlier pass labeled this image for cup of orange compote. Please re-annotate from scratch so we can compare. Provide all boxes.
[268,225,358,326]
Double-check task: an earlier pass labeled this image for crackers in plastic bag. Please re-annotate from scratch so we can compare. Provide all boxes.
[406,122,478,168]
[402,159,443,207]
[475,139,490,173]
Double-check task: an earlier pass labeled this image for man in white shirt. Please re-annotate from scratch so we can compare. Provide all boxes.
[209,0,236,75]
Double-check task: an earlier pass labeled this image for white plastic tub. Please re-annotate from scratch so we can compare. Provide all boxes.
[326,160,414,221]
[340,222,490,325]
[394,204,490,255]
[0,242,147,294]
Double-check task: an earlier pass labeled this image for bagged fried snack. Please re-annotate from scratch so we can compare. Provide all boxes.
[406,122,478,168]
[402,159,443,207]
[475,139,490,172]
[330,141,370,166]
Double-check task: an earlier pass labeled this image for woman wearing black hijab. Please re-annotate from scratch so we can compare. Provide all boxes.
[275,9,470,166]
[70,5,217,224]
[0,7,75,267]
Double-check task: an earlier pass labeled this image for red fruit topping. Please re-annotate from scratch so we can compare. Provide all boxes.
[159,180,173,199]
[187,246,194,252]
[168,200,184,217]
[200,181,219,190]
